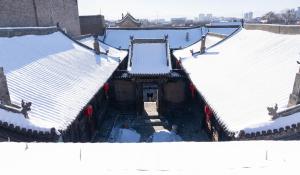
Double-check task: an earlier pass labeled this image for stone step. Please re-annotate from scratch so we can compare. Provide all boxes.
[132,118,166,127]
[144,102,159,116]
[153,126,165,132]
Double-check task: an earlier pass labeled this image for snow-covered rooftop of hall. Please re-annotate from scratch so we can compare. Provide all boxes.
[174,28,300,134]
[103,27,204,49]
[0,31,127,133]
[102,26,239,50]
[128,39,171,75]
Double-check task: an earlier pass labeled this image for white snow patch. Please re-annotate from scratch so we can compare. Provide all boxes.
[151,130,182,142]
[109,128,141,143]
[0,141,299,174]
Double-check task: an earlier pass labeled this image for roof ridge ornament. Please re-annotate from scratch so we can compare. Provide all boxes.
[200,35,206,54]
[21,100,32,119]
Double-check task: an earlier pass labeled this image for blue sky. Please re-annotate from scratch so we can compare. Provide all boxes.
[78,0,299,20]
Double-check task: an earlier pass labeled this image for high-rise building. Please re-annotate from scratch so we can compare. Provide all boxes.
[206,14,213,20]
[199,14,205,21]
[297,7,300,18]
[244,12,253,21]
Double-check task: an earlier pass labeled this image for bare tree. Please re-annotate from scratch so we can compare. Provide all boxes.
[261,11,283,24]
[281,9,297,24]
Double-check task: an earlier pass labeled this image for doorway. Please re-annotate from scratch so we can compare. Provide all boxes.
[142,83,159,116]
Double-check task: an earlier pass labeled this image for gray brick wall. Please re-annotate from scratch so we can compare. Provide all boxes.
[245,24,300,35]
[80,15,105,35]
[0,67,11,105]
[0,0,80,36]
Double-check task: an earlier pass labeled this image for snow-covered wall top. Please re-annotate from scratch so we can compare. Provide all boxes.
[103,27,204,49]
[0,32,127,133]
[174,29,300,134]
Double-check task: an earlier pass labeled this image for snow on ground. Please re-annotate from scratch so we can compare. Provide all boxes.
[109,128,141,143]
[0,141,299,174]
[0,32,127,132]
[103,27,204,49]
[128,42,171,74]
[150,130,182,142]
[174,28,300,134]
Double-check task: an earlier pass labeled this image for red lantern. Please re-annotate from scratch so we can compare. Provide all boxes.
[204,105,212,122]
[189,83,196,98]
[103,82,110,94]
[84,105,93,119]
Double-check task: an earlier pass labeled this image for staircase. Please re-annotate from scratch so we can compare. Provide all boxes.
[143,102,165,131]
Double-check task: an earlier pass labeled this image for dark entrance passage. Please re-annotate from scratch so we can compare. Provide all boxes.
[90,75,214,142]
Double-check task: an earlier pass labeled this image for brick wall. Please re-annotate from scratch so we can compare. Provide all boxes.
[245,24,300,35]
[237,123,300,140]
[79,15,105,35]
[0,0,80,36]
[0,68,11,105]
[163,80,185,103]
[0,27,58,37]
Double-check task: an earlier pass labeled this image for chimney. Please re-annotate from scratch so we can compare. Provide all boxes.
[93,36,100,55]
[0,67,11,105]
[200,35,206,54]
[185,32,190,41]
[288,67,300,107]
[122,13,124,19]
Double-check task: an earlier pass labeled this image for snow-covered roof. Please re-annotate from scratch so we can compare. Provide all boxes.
[174,28,300,134]
[173,34,223,58]
[0,31,127,133]
[103,27,204,49]
[128,39,171,75]
[103,27,239,50]
[79,36,128,59]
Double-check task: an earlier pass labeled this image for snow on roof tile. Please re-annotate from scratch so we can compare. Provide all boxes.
[174,28,300,134]
[128,39,171,75]
[103,27,204,49]
[0,32,127,133]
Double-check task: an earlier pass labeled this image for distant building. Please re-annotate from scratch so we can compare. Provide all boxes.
[206,14,213,20]
[198,14,213,22]
[297,7,300,18]
[171,17,187,26]
[79,15,105,35]
[199,14,205,21]
[244,12,254,21]
[115,13,142,28]
[0,0,80,36]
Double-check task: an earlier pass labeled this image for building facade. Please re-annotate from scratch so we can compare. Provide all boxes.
[0,0,81,36]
